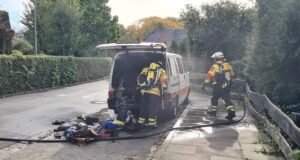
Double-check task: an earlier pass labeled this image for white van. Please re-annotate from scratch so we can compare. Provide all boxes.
[97,43,190,119]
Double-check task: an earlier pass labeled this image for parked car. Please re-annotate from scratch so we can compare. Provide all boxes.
[97,42,190,119]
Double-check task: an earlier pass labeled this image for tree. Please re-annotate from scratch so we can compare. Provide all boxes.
[180,1,255,61]
[245,0,300,105]
[79,0,121,52]
[22,0,54,54]
[46,1,82,55]
[117,25,138,43]
[0,10,14,54]
[170,38,188,56]
[12,38,34,54]
[124,16,184,42]
[22,0,121,56]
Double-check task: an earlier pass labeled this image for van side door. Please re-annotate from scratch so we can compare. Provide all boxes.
[176,57,189,104]
[167,57,180,100]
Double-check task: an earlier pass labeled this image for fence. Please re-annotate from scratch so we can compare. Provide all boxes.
[190,73,300,159]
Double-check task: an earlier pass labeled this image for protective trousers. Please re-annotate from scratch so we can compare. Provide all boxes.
[138,93,160,126]
[209,85,235,113]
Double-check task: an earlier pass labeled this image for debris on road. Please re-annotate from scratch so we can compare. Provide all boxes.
[52,111,139,146]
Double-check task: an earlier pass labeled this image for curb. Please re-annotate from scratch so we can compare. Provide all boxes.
[153,103,192,160]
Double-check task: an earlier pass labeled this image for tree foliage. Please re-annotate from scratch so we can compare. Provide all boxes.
[12,38,33,54]
[22,0,121,56]
[170,38,188,56]
[180,1,255,61]
[0,54,112,95]
[245,0,300,105]
[121,16,184,42]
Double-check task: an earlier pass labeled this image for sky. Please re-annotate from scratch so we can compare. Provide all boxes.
[108,0,253,26]
[0,0,253,32]
[0,0,29,32]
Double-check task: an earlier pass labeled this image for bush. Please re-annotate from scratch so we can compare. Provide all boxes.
[290,150,300,160]
[12,38,34,54]
[247,0,300,105]
[0,55,112,96]
[11,50,24,56]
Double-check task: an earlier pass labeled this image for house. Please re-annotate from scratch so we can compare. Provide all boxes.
[143,29,187,49]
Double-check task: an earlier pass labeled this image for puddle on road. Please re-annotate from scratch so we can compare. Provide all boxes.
[90,100,107,104]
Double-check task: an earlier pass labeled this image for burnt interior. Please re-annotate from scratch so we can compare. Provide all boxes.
[111,51,165,115]
[112,51,165,91]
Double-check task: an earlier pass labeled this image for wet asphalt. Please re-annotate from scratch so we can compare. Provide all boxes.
[0,80,108,149]
[0,80,176,160]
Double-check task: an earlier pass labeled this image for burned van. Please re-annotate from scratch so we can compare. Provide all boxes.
[97,43,190,119]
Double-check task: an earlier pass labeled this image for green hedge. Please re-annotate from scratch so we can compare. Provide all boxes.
[0,55,112,96]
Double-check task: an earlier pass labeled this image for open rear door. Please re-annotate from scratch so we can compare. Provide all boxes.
[96,42,167,52]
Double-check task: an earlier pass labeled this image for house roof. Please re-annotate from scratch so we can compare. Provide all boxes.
[143,29,187,48]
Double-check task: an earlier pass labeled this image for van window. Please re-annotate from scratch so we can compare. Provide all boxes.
[169,57,178,76]
[176,58,184,74]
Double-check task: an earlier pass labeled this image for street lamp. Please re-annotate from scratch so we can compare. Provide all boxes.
[34,0,37,54]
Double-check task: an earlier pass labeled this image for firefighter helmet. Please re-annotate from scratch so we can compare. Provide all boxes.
[211,52,224,59]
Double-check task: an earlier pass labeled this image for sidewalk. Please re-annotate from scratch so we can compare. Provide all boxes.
[153,92,284,160]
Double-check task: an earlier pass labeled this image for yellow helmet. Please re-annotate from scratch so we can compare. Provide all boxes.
[141,67,148,74]
[149,62,159,70]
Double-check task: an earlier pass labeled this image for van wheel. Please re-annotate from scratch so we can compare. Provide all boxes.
[157,101,168,123]
[183,88,190,105]
[170,97,178,119]
[114,109,118,114]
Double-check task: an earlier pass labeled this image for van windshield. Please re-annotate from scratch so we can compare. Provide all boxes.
[111,51,165,91]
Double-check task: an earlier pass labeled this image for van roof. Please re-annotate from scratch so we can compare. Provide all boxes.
[97,43,183,58]
[96,42,166,51]
[115,51,183,59]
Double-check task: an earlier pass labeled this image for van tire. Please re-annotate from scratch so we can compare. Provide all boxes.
[157,102,168,123]
[169,97,179,119]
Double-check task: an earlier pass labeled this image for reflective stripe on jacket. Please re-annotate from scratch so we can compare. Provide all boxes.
[204,60,234,84]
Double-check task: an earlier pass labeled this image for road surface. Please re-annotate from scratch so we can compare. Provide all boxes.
[0,80,109,139]
[0,80,175,160]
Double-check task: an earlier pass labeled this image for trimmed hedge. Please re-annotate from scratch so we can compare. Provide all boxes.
[0,55,112,96]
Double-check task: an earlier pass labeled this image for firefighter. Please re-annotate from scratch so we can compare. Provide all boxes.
[202,52,235,120]
[137,61,168,128]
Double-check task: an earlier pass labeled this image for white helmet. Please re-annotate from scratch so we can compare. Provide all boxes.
[211,52,224,59]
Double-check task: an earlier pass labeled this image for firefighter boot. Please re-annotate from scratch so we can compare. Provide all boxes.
[207,110,217,117]
[225,110,236,120]
[147,118,157,129]
[207,105,217,117]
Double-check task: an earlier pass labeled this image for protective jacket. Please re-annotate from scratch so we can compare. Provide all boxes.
[137,67,149,90]
[137,62,168,96]
[204,60,234,88]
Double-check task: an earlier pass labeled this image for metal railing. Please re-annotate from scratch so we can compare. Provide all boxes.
[190,72,299,159]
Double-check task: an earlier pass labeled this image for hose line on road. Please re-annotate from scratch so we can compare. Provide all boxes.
[91,92,247,142]
[0,92,247,144]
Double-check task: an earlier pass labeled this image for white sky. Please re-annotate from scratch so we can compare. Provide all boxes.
[108,0,253,26]
[0,0,253,31]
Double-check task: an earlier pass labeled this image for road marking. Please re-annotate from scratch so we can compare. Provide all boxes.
[57,94,66,97]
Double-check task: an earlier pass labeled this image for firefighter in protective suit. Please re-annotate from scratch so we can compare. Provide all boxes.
[202,52,235,120]
[137,61,168,128]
